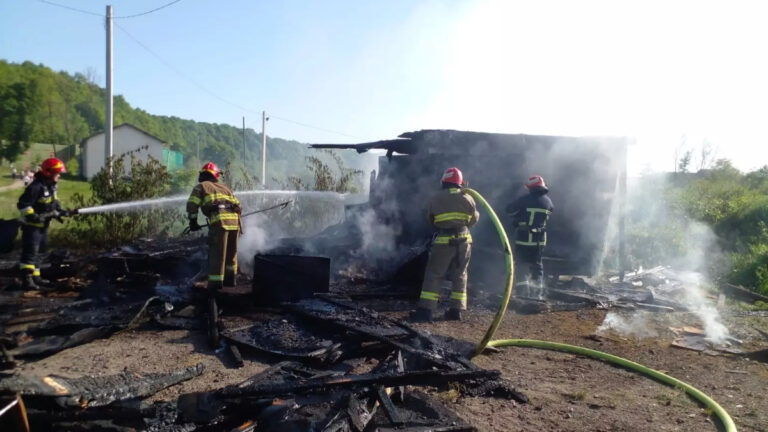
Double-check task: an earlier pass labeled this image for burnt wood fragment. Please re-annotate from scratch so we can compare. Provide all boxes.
[229,344,244,368]
[0,363,204,408]
[8,326,114,357]
[218,369,499,398]
[376,386,404,426]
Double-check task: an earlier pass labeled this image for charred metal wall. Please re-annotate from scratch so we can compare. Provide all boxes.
[370,130,628,279]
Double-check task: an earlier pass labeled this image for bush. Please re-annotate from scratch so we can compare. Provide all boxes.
[53,155,185,248]
[729,243,768,296]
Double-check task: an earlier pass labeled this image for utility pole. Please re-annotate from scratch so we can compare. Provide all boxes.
[105,5,114,180]
[196,131,200,166]
[261,110,267,187]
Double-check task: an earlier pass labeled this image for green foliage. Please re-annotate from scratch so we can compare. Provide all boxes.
[169,169,198,195]
[54,155,184,248]
[0,82,35,162]
[0,60,376,182]
[628,160,768,294]
[287,150,363,192]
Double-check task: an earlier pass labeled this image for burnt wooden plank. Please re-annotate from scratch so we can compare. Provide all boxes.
[218,369,499,398]
[376,386,404,426]
[229,344,244,368]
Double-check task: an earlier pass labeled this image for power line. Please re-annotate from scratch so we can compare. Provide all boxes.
[269,115,362,139]
[117,24,364,140]
[35,0,364,140]
[36,0,182,19]
[113,0,182,19]
[36,0,102,17]
[116,23,258,114]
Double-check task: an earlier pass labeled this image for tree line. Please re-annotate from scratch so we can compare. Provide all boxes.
[0,60,374,184]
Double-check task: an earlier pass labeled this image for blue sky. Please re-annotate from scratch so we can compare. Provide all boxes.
[2,0,767,175]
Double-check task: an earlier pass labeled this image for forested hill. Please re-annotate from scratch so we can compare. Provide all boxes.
[0,60,376,183]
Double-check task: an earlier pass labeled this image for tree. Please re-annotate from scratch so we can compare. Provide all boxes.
[677,149,693,173]
[0,82,35,162]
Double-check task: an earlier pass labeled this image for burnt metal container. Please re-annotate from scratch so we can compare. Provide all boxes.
[252,255,330,304]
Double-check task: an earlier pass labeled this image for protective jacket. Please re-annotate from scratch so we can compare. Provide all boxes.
[17,173,61,228]
[506,189,554,247]
[428,187,480,244]
[186,181,241,230]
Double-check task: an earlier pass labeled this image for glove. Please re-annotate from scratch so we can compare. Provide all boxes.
[189,219,202,232]
[61,208,78,217]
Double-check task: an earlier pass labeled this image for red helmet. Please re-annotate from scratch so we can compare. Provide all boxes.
[40,158,66,178]
[200,162,221,179]
[441,167,464,186]
[525,175,547,190]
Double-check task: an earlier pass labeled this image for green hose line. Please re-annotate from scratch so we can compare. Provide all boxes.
[487,339,737,432]
[461,188,737,431]
[461,188,515,357]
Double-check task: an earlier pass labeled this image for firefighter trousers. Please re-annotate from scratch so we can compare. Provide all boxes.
[19,225,48,277]
[514,244,544,298]
[207,225,239,290]
[418,242,472,311]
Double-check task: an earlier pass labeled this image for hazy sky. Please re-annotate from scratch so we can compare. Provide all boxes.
[2,0,766,175]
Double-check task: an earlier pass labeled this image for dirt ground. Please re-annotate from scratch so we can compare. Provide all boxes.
[14,302,768,432]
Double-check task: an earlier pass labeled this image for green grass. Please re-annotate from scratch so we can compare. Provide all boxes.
[0,177,91,221]
[0,175,16,187]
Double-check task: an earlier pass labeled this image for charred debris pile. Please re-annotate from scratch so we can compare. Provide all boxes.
[0,235,526,431]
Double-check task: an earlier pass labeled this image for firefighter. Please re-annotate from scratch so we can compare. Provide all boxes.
[186,162,242,290]
[17,158,70,290]
[186,162,241,348]
[411,167,479,322]
[506,175,554,298]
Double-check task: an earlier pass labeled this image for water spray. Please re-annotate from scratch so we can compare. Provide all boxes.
[76,190,364,215]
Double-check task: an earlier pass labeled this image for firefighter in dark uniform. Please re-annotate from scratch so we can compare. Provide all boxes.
[17,158,71,290]
[411,167,479,322]
[186,162,241,347]
[506,175,554,298]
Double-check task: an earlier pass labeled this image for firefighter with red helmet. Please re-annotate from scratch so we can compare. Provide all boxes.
[186,162,241,347]
[411,167,479,322]
[506,175,554,298]
[17,158,72,290]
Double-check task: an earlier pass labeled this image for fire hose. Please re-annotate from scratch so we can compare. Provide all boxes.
[460,188,737,432]
[182,200,292,234]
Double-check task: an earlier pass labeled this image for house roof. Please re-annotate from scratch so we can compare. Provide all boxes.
[79,123,168,147]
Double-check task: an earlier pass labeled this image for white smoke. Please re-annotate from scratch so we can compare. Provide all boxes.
[596,172,732,344]
[235,191,347,274]
[597,311,658,339]
[674,270,731,345]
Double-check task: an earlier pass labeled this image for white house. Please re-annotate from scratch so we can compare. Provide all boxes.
[80,123,183,179]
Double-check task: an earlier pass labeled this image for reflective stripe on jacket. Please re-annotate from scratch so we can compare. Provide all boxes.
[428,187,479,244]
[506,191,554,246]
[187,181,241,230]
[17,173,59,227]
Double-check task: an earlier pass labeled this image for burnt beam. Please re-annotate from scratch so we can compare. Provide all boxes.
[376,386,404,426]
[218,369,500,398]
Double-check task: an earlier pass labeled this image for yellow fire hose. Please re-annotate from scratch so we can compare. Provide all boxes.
[461,188,737,432]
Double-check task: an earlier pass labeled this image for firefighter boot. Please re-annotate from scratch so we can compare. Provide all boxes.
[223,273,236,288]
[21,273,39,290]
[409,307,433,323]
[33,275,51,287]
[444,308,462,321]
